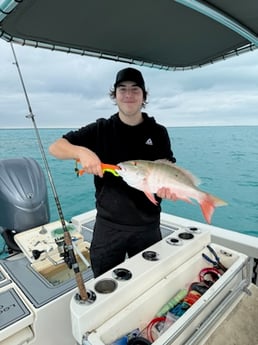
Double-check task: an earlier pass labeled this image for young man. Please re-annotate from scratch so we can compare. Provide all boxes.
[49,67,176,277]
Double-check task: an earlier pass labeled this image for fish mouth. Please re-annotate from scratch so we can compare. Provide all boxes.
[117,163,126,171]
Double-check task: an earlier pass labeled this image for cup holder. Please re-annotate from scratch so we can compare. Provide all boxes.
[94,278,118,294]
[142,250,159,261]
[186,226,201,234]
[112,268,132,281]
[178,232,194,240]
[166,237,183,246]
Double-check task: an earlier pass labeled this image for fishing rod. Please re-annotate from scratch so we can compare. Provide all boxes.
[10,42,88,301]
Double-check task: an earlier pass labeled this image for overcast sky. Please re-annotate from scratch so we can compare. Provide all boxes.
[1,39,258,128]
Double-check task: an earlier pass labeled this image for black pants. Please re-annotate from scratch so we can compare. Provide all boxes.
[90,217,162,278]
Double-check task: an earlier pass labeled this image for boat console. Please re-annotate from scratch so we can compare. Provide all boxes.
[70,214,250,345]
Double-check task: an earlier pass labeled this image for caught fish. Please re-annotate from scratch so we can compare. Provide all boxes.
[116,160,227,224]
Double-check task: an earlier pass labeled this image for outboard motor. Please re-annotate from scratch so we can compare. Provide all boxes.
[0,157,50,252]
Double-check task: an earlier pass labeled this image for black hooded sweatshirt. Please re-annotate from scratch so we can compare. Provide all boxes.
[63,113,176,229]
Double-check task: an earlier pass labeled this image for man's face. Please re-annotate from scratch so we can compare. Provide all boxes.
[115,81,144,118]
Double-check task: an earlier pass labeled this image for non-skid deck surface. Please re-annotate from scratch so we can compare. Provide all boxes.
[206,283,258,345]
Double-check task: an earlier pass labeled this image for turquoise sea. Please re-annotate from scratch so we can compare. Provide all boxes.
[1,126,258,254]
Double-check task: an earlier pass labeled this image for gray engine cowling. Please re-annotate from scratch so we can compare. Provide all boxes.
[0,157,50,252]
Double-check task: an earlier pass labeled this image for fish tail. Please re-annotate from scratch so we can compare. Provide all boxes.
[200,194,227,224]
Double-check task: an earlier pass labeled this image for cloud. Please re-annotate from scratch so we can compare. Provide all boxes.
[0,39,258,128]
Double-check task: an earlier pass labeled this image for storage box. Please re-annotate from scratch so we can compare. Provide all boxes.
[87,244,249,345]
[71,223,212,343]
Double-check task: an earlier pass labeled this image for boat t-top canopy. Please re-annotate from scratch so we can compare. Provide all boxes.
[0,0,258,70]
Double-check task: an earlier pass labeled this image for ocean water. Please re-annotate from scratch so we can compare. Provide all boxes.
[0,126,258,255]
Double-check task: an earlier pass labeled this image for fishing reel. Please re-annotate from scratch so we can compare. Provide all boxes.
[54,236,74,269]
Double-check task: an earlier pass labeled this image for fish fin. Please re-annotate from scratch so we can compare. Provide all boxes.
[154,159,201,186]
[167,193,193,204]
[144,191,158,205]
[174,165,201,186]
[179,196,194,204]
[141,177,158,205]
[154,159,176,167]
[200,194,228,224]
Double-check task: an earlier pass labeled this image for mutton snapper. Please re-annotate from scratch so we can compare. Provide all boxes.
[115,160,227,224]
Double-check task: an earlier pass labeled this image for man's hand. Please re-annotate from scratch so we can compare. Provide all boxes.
[77,148,103,177]
[156,187,177,201]
[49,138,103,177]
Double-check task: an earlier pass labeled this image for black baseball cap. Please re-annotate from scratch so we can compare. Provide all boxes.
[114,67,146,91]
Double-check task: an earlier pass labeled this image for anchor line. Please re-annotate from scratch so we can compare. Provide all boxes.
[10,42,88,301]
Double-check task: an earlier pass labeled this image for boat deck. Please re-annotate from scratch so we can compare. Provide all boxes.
[207,283,258,345]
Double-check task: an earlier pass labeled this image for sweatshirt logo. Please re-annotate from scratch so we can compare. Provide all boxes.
[145,138,153,145]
